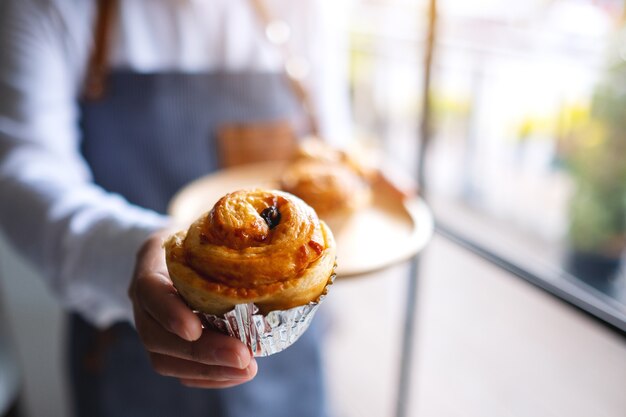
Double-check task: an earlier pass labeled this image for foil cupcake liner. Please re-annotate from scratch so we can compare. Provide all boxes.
[198,267,336,357]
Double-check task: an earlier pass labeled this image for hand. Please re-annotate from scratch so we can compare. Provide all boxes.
[129,230,257,388]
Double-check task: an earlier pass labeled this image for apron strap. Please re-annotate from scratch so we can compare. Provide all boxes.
[82,0,117,100]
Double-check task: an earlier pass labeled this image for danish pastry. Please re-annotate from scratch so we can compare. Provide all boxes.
[279,140,372,227]
[164,189,336,315]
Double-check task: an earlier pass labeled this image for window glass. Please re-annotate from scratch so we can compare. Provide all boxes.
[348,0,626,328]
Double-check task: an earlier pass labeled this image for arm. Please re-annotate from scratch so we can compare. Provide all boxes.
[0,0,167,327]
[0,0,254,387]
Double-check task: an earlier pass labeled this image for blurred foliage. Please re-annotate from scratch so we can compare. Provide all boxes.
[561,46,626,255]
[512,33,626,255]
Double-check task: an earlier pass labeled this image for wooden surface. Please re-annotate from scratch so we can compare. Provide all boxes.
[168,161,433,277]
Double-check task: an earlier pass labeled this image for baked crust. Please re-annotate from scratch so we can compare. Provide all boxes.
[165,189,336,315]
[279,139,372,220]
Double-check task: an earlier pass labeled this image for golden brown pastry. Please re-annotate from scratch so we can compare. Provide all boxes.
[279,139,372,226]
[164,189,336,315]
[279,161,370,217]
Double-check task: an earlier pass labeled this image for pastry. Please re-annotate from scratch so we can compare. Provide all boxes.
[279,161,370,218]
[164,189,336,316]
[279,139,372,228]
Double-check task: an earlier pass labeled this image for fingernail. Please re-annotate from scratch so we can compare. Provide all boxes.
[214,349,244,368]
[183,325,202,342]
[169,320,192,341]
[182,328,194,342]
[247,358,258,377]
[176,321,201,342]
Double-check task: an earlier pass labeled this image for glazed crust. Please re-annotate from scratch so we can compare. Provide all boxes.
[165,189,336,315]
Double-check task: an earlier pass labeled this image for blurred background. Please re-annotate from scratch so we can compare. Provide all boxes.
[2,0,626,416]
[351,0,626,322]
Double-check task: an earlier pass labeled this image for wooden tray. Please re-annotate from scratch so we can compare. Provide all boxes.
[168,162,433,277]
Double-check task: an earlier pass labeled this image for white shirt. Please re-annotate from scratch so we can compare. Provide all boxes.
[0,0,350,327]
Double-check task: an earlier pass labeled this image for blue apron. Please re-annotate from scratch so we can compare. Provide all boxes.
[71,70,328,417]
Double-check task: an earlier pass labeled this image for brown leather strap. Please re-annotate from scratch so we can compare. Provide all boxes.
[249,0,320,137]
[83,0,117,100]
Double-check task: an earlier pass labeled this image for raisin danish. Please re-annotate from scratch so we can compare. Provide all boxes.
[164,189,336,315]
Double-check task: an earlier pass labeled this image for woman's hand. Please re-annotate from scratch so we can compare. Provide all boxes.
[129,230,257,388]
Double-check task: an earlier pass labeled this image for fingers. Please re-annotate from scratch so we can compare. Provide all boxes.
[131,233,203,342]
[131,230,258,389]
[135,306,252,369]
[150,352,257,381]
[136,307,256,388]
[136,271,203,342]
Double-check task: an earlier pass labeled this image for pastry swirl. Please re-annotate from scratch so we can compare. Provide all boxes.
[165,189,336,315]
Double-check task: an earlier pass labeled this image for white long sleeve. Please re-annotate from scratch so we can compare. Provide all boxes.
[0,0,170,327]
[0,0,350,327]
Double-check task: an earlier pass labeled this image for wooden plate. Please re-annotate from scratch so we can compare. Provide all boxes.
[168,162,433,277]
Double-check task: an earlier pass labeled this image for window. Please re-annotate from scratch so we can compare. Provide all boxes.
[349,0,626,331]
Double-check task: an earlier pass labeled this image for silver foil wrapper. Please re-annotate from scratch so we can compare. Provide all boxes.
[198,270,335,357]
